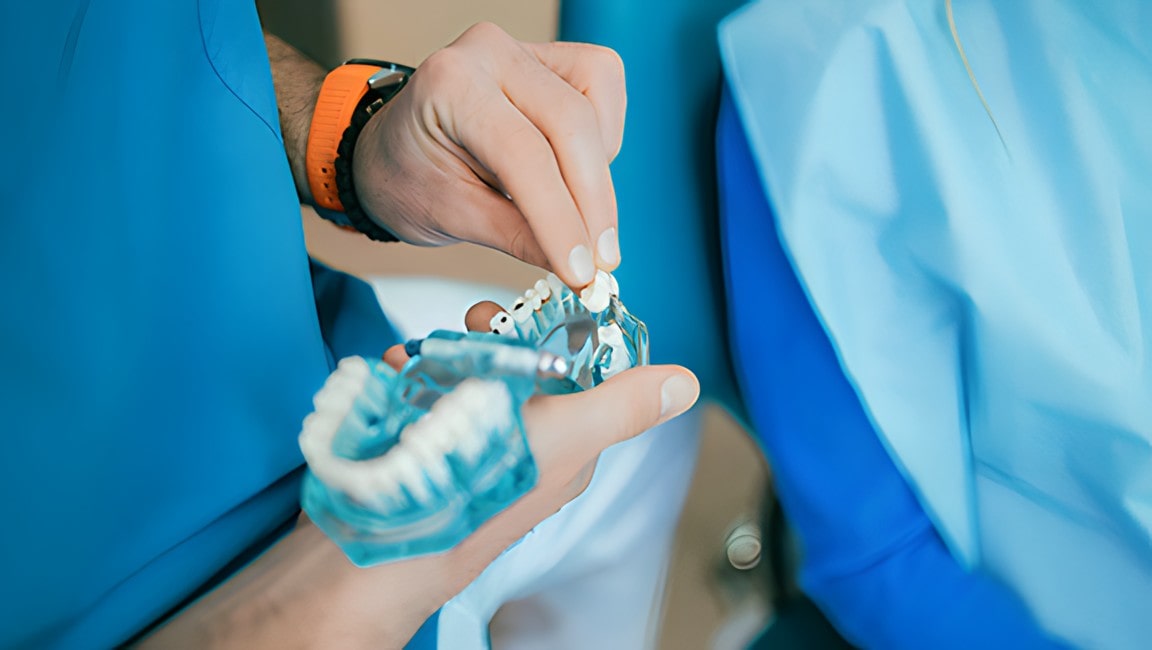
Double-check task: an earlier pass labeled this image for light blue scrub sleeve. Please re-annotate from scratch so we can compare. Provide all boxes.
[716,86,1064,650]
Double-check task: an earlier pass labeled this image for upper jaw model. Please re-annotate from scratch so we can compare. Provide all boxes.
[298,271,649,566]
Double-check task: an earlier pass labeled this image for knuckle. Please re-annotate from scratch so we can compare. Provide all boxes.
[547,93,598,141]
[564,93,599,126]
[589,45,625,81]
[464,21,509,44]
[419,47,465,81]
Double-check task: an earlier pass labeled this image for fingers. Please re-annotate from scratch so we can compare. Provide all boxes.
[499,43,620,271]
[429,23,623,283]
[442,185,552,269]
[448,85,597,287]
[525,42,627,161]
[521,365,699,465]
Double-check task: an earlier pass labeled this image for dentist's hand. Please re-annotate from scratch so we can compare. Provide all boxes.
[383,342,698,590]
[145,350,695,650]
[353,22,626,288]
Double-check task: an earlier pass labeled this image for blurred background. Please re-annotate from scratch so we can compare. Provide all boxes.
[258,1,772,647]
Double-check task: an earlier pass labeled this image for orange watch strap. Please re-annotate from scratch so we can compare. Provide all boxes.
[306,63,382,212]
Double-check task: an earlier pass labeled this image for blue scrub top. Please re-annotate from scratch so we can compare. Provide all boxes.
[1,1,398,646]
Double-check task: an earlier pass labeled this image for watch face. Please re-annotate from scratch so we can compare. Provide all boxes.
[365,63,415,104]
[368,69,408,93]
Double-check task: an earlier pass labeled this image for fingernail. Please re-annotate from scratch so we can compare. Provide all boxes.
[597,228,620,267]
[568,245,595,285]
[660,374,697,419]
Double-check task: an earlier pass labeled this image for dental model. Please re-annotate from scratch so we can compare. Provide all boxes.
[490,270,648,387]
[299,272,648,566]
[299,357,538,566]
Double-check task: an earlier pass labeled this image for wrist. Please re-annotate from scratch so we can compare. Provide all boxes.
[264,33,326,204]
[303,522,453,646]
[305,60,414,242]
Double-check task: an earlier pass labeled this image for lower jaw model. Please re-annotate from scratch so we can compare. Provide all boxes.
[298,271,648,566]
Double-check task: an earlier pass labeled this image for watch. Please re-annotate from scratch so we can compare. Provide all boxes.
[306,59,416,241]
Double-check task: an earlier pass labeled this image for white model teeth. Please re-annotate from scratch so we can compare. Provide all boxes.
[337,355,370,377]
[510,297,534,323]
[490,311,514,335]
[597,324,631,380]
[391,447,433,501]
[534,278,551,301]
[546,272,565,296]
[524,288,542,311]
[579,271,612,313]
[299,371,515,510]
[311,358,375,429]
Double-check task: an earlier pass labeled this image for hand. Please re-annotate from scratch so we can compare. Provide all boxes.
[383,301,699,589]
[353,22,627,288]
[146,307,695,649]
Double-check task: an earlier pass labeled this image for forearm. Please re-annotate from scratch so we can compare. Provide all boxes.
[141,520,450,648]
[264,32,326,204]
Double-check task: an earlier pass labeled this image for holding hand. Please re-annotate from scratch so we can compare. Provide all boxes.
[353,22,626,288]
[382,301,698,586]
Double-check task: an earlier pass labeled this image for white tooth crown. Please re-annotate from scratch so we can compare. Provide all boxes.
[490,311,514,335]
[597,325,631,380]
[579,272,612,313]
[524,288,542,311]
[546,272,565,296]
[534,279,551,301]
[510,297,533,323]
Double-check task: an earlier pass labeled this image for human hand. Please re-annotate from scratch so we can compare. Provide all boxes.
[353,22,626,288]
[381,300,696,589]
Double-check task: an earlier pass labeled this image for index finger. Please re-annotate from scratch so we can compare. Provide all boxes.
[526,42,627,160]
[451,88,597,288]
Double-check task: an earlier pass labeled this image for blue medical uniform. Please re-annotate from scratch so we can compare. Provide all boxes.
[1,1,401,646]
[716,87,1065,649]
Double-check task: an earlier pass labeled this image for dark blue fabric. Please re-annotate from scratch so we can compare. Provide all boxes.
[716,85,1065,649]
[0,1,404,647]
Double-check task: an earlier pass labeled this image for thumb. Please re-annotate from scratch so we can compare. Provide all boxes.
[521,365,699,460]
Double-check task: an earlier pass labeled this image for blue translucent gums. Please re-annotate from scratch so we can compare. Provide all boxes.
[511,274,649,391]
[300,357,536,566]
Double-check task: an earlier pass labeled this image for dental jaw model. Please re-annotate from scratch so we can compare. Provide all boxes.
[299,272,647,566]
[493,270,648,389]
